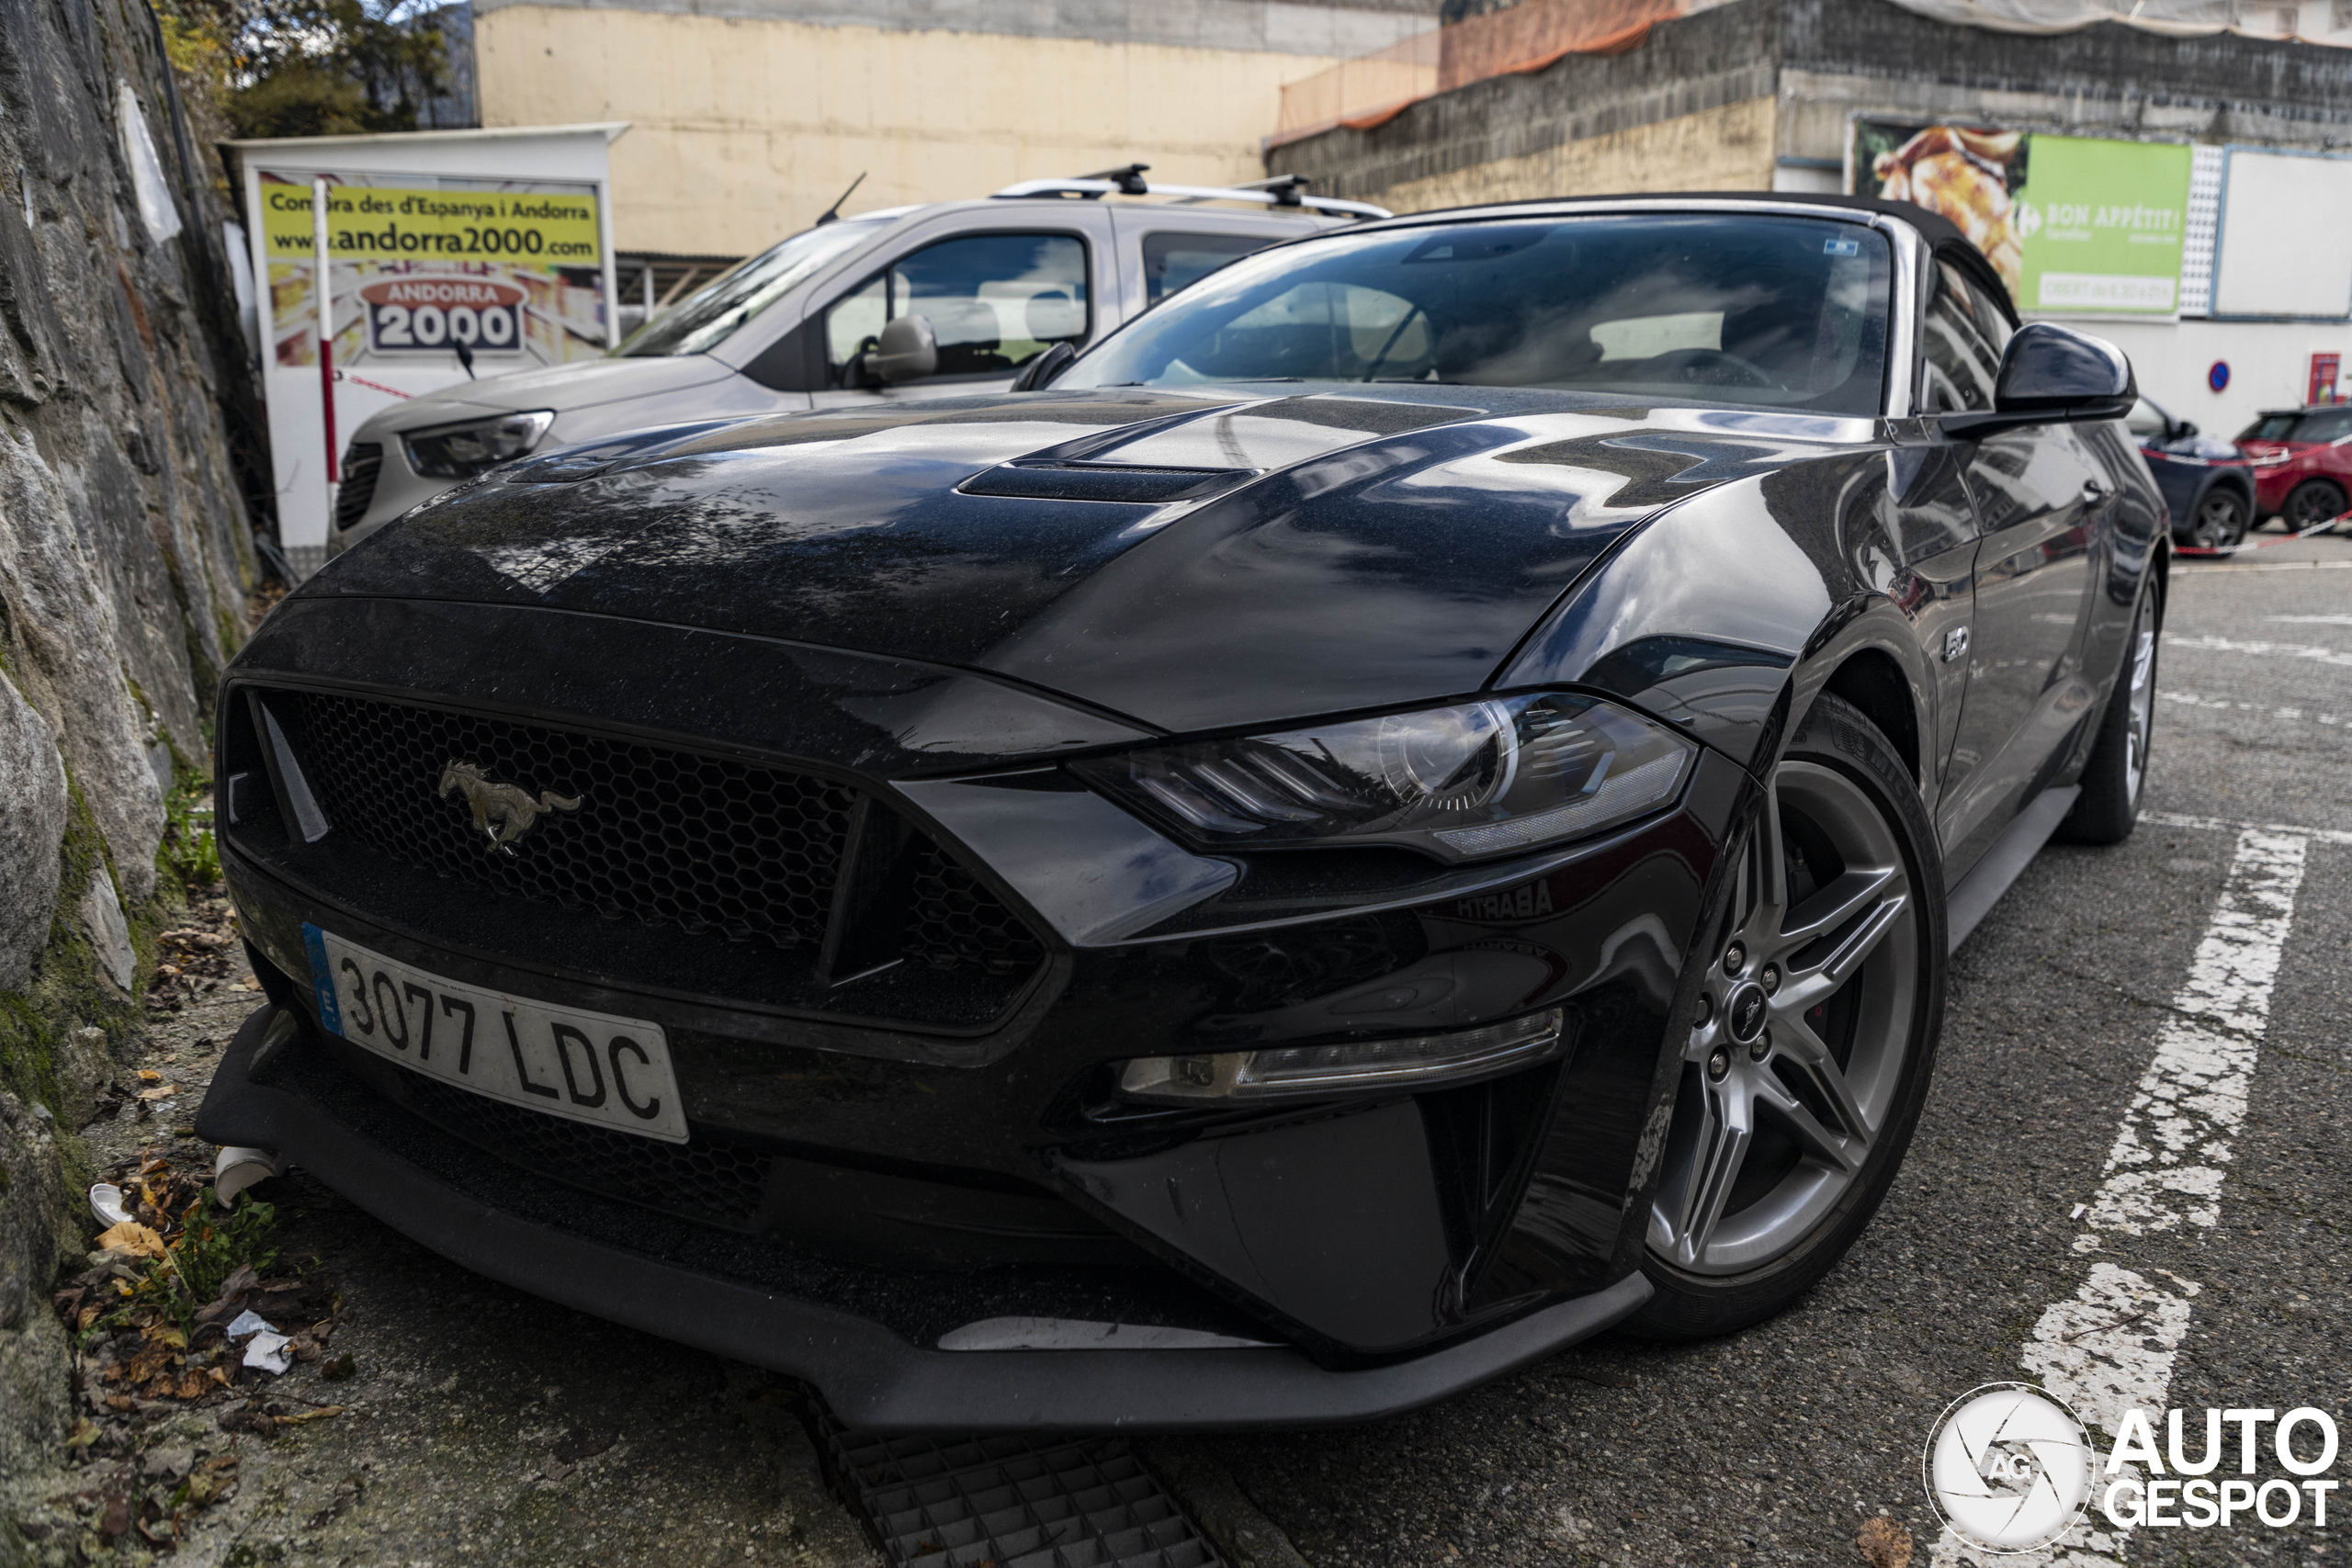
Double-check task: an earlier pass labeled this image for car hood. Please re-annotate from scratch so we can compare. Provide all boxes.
[356,355,738,434]
[307,386,1874,734]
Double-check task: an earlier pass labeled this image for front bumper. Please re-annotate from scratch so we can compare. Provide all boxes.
[198,1003,1650,1431]
[212,598,1758,1422]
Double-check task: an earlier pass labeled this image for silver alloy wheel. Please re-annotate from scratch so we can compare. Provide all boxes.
[1647,761,1920,1276]
[2190,493,2245,550]
[2121,593,2156,808]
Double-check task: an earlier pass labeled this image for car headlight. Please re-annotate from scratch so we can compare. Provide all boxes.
[1071,693,1695,863]
[401,410,556,479]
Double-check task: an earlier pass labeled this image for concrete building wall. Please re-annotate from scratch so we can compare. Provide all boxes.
[1266,0,1783,208]
[1374,96,1773,211]
[1270,0,2352,210]
[475,0,1440,255]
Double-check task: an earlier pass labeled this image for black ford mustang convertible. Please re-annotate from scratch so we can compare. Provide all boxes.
[203,195,2163,1430]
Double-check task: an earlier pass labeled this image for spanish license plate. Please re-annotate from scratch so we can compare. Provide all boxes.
[300,924,687,1144]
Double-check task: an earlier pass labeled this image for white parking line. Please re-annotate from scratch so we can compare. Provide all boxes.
[2162,634,2352,669]
[2158,690,2346,728]
[2145,808,2352,848]
[1933,827,2312,1566]
[2267,614,2352,626]
[2175,560,2352,574]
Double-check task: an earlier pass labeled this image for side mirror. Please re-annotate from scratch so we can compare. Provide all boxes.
[871,313,938,384]
[2176,420,2199,440]
[1011,341,1077,392]
[1941,322,2135,438]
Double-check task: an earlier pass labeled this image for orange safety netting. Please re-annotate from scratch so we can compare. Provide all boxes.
[1275,0,1693,143]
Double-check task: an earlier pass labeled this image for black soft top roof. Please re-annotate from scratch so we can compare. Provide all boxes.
[1395,189,2017,321]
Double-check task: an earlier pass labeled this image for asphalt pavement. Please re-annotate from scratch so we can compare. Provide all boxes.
[33,536,2351,1568]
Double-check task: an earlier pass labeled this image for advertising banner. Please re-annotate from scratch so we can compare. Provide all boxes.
[232,125,623,572]
[1852,121,2192,317]
[256,172,609,372]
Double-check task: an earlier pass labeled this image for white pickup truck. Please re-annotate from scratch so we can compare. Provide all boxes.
[329,169,1385,551]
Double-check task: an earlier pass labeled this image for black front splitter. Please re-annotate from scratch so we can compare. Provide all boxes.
[196,1005,1650,1433]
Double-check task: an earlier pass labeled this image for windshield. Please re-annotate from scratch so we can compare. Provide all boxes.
[1058,213,1894,414]
[618,219,888,357]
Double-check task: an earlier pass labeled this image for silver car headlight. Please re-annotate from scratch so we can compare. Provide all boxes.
[1072,692,1695,863]
[401,410,556,479]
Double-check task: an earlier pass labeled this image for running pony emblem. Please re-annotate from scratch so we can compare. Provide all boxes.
[437,761,582,852]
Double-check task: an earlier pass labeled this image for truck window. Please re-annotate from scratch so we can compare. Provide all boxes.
[823,232,1088,386]
[1142,231,1270,307]
[619,217,886,358]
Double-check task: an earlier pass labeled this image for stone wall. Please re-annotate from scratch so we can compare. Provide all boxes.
[0,0,267,1498]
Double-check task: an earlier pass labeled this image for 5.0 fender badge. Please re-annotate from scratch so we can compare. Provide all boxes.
[438,761,582,852]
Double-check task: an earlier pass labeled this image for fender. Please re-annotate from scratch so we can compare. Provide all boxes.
[1492,452,1947,792]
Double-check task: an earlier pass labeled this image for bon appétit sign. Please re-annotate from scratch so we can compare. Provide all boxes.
[1854,122,2192,316]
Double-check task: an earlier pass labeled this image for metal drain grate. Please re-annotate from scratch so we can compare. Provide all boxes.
[821,1425,1225,1568]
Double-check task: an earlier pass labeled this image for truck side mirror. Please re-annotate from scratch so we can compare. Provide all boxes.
[872,313,939,384]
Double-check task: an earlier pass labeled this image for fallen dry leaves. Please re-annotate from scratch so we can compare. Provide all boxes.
[1857,1516,1915,1568]
[54,1145,340,1413]
[147,909,246,1011]
[96,1221,167,1259]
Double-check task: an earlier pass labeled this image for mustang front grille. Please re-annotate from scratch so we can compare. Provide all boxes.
[904,840,1046,976]
[235,690,1051,1019]
[286,689,854,952]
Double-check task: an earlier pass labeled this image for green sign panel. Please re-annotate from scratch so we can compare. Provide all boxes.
[2014,136,2191,315]
[1853,122,2193,316]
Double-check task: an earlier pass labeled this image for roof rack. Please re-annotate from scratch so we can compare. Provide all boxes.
[991,164,1390,220]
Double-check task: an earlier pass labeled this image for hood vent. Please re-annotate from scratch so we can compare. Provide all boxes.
[959,462,1250,505]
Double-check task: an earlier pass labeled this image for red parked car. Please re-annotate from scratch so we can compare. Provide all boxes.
[2237,405,2352,529]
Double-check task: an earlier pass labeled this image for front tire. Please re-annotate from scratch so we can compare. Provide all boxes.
[2056,587,2156,846]
[1625,694,1945,1341]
